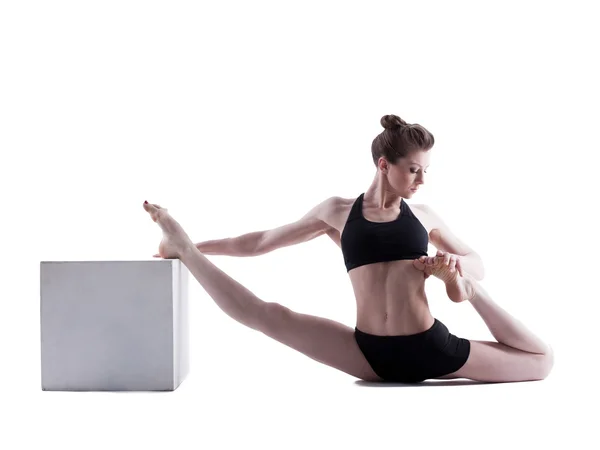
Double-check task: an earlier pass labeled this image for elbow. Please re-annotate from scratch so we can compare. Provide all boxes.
[474,256,485,281]
[465,252,485,281]
[250,232,269,256]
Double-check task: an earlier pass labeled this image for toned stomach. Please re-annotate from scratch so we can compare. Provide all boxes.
[349,259,435,336]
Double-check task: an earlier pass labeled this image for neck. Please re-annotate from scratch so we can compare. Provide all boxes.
[364,174,403,210]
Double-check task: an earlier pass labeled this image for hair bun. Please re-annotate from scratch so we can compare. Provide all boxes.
[381,114,408,130]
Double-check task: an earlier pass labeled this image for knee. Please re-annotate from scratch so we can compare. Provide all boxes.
[259,301,290,332]
[539,345,555,379]
[263,301,289,318]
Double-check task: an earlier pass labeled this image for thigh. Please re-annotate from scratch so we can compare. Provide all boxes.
[443,340,554,382]
[260,302,383,382]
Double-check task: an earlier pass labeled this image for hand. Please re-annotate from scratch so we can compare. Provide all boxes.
[413,250,464,278]
[412,256,431,279]
[430,250,464,277]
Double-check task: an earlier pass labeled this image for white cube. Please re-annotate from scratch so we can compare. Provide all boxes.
[40,259,190,391]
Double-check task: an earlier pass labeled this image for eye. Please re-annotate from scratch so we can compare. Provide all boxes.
[410,169,428,174]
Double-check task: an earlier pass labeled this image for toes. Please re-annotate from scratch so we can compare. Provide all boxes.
[143,201,166,212]
[143,202,160,222]
[147,202,167,212]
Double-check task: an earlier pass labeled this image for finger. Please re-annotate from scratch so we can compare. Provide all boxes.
[436,250,443,262]
[413,258,426,271]
[449,257,457,272]
[457,259,463,277]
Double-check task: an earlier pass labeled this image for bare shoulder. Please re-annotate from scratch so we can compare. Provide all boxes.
[413,202,480,257]
[412,203,439,224]
[405,202,438,234]
[325,195,356,213]
[301,196,342,224]
[317,195,356,230]
[410,202,429,217]
[317,196,355,248]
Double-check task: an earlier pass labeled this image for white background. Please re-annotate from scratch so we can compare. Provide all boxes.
[1,0,599,448]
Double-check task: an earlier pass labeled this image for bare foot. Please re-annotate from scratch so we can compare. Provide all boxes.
[413,256,476,303]
[142,201,194,259]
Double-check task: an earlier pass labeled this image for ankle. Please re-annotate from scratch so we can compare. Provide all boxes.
[462,274,478,302]
[179,244,198,260]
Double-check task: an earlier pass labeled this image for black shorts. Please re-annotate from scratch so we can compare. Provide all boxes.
[354,318,470,383]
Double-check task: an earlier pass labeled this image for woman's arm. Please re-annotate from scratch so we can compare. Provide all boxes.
[424,205,485,281]
[194,232,263,257]
[193,197,338,257]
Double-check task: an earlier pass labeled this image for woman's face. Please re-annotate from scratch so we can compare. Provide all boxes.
[383,150,431,197]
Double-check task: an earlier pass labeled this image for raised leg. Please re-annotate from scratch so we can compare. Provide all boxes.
[142,201,382,382]
[445,275,554,382]
[414,256,554,382]
[467,278,551,355]
[176,245,382,381]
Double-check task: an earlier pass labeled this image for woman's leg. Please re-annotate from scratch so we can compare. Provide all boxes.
[446,276,554,382]
[467,278,551,355]
[416,257,554,382]
[142,202,383,382]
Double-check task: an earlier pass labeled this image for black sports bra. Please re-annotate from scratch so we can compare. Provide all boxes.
[340,193,429,272]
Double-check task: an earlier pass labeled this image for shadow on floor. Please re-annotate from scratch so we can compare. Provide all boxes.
[354,379,505,387]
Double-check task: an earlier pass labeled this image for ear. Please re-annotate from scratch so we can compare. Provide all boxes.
[378,158,389,173]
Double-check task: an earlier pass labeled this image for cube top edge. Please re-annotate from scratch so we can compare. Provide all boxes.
[40,260,182,264]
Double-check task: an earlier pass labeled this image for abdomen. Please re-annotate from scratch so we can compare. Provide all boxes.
[350,260,433,336]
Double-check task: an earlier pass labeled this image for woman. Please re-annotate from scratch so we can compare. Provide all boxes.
[143,114,554,383]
